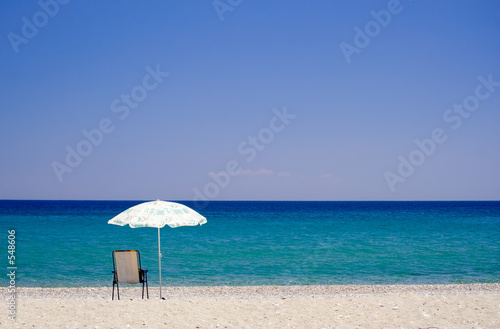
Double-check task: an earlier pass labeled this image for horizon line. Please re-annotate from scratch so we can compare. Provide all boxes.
[1,199,499,202]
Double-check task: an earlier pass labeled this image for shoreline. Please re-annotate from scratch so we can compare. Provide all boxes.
[7,283,500,300]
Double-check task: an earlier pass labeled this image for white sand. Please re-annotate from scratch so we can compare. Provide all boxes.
[3,284,500,328]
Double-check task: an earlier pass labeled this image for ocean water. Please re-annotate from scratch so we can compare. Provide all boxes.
[1,200,499,287]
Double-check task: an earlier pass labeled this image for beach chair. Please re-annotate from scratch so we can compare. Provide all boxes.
[112,250,149,300]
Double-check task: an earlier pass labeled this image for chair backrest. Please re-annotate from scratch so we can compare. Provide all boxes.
[113,250,141,284]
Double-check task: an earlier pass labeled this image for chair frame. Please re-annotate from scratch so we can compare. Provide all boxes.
[112,250,149,300]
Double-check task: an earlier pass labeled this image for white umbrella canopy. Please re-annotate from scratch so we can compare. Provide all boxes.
[108,200,207,298]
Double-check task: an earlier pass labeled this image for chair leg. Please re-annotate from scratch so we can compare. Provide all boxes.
[112,281,120,300]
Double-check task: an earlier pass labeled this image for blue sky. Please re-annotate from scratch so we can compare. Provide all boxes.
[1,0,499,201]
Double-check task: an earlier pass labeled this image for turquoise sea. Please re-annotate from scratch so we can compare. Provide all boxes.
[1,200,499,287]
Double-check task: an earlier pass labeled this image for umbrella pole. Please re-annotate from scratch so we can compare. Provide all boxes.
[158,227,162,299]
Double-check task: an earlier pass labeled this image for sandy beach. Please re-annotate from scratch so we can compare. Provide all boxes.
[3,284,499,328]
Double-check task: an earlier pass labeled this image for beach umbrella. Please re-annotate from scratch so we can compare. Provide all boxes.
[108,200,207,299]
